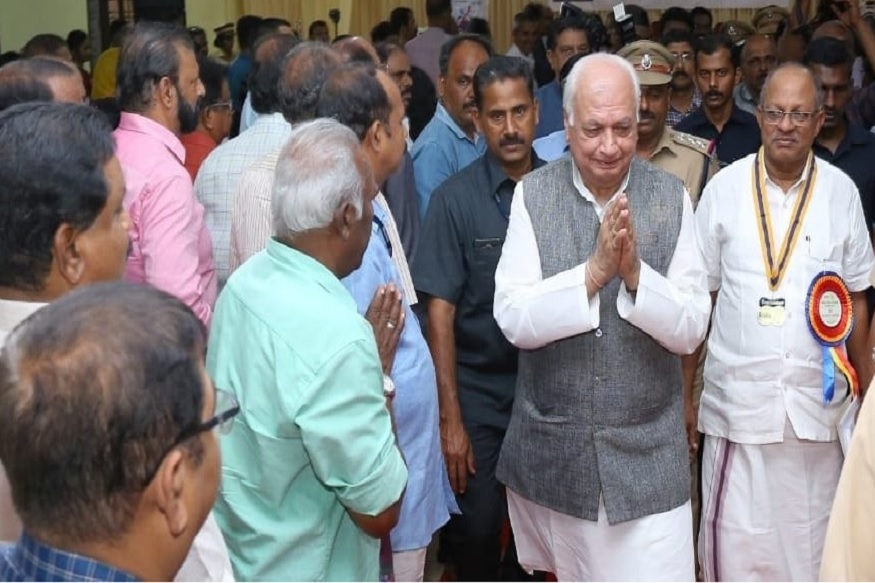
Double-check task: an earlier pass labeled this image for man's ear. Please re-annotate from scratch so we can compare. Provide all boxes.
[157,76,176,110]
[367,119,382,151]
[331,201,358,239]
[202,108,214,131]
[438,75,447,99]
[152,449,189,538]
[53,223,85,286]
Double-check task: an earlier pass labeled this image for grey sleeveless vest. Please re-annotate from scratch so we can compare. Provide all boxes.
[496,156,689,524]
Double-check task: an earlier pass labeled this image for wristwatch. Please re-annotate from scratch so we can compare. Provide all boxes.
[382,374,396,399]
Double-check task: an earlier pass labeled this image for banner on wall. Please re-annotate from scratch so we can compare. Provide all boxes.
[548,0,790,10]
[453,0,489,29]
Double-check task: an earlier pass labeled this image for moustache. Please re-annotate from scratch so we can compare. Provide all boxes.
[639,111,656,122]
[705,90,723,99]
[500,135,525,147]
[464,101,477,110]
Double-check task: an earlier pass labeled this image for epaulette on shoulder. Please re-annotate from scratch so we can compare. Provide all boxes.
[670,129,715,158]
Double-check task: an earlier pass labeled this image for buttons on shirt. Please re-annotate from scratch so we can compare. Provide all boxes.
[595,328,603,338]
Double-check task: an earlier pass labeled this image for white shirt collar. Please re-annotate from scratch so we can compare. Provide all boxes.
[571,159,631,220]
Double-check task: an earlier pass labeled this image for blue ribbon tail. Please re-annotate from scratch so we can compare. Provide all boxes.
[823,347,836,404]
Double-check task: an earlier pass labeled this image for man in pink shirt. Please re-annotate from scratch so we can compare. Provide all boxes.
[114,21,217,327]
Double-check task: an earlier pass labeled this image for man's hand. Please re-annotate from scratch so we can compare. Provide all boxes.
[588,198,623,288]
[440,416,476,494]
[684,395,699,462]
[613,194,641,291]
[365,284,405,374]
[832,0,863,28]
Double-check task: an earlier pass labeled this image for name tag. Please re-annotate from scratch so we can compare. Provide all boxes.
[757,297,786,327]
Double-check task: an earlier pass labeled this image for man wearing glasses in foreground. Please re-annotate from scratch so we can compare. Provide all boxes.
[687,63,874,581]
[0,282,239,582]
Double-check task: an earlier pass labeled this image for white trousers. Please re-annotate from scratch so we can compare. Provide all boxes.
[698,424,843,581]
[392,547,427,582]
[507,489,694,581]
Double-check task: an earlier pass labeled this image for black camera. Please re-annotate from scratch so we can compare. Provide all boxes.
[328,8,341,24]
[613,3,638,46]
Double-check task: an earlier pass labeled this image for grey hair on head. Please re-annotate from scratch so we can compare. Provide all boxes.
[271,118,371,238]
[562,52,641,126]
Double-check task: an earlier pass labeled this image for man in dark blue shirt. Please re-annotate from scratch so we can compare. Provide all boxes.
[534,15,590,138]
[676,34,761,167]
[807,37,875,237]
[414,55,544,581]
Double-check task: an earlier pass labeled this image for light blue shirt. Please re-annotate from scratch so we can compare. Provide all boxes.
[535,80,563,139]
[533,129,569,163]
[411,103,485,219]
[239,92,257,134]
[342,201,458,551]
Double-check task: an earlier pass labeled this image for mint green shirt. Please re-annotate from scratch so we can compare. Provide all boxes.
[207,239,408,581]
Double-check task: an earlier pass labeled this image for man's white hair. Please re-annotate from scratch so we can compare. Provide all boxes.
[562,52,641,126]
[272,118,368,238]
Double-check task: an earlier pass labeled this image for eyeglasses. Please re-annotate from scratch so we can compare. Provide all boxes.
[207,101,234,113]
[670,51,693,62]
[760,108,818,125]
[142,388,240,485]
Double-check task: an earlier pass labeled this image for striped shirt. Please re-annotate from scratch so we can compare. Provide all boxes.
[0,532,138,582]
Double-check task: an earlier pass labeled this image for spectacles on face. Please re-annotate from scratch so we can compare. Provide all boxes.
[760,108,818,125]
[142,388,240,485]
[206,101,234,113]
[670,51,693,62]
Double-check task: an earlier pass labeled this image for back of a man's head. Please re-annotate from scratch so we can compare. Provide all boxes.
[277,42,342,124]
[0,102,116,293]
[236,15,264,52]
[249,33,299,115]
[316,64,390,141]
[0,63,54,111]
[0,281,210,578]
[389,7,414,35]
[21,33,71,61]
[804,35,854,68]
[332,35,379,65]
[116,21,193,113]
[426,0,453,21]
[0,57,83,103]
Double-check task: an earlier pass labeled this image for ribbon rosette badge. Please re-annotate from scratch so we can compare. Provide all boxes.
[806,271,859,403]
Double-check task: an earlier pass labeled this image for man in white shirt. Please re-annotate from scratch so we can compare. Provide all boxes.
[194,33,297,288]
[689,63,875,582]
[506,11,538,74]
[492,52,711,581]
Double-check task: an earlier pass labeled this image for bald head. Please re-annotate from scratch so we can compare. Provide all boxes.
[331,36,379,65]
[278,42,343,123]
[740,34,777,96]
[0,57,84,104]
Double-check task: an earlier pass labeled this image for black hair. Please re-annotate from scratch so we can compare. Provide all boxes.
[255,17,291,44]
[109,20,130,47]
[0,281,207,542]
[0,102,115,290]
[626,5,650,27]
[315,63,390,140]
[660,7,694,31]
[559,51,586,85]
[389,7,414,35]
[309,20,328,38]
[197,57,227,108]
[67,30,88,53]
[473,55,534,109]
[546,15,590,51]
[278,42,342,123]
[426,0,452,20]
[0,67,53,112]
[439,33,493,77]
[662,28,697,48]
[236,15,263,51]
[691,6,713,23]
[372,21,393,44]
[249,33,298,115]
[804,35,854,68]
[375,41,404,65]
[467,18,492,39]
[0,52,19,67]
[696,33,740,67]
[21,34,68,59]
[116,21,193,113]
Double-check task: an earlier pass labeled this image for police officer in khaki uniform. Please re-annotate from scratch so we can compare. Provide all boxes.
[617,40,717,206]
[753,5,790,38]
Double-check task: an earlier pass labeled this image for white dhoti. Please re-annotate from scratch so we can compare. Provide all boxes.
[698,421,843,581]
[507,489,694,581]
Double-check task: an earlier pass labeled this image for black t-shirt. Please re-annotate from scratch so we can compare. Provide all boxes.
[813,123,875,232]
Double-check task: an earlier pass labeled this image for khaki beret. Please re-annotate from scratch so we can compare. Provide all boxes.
[753,6,789,35]
[214,23,234,36]
[616,40,675,85]
[718,20,755,44]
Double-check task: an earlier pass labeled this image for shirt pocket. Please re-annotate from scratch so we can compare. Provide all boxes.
[468,237,503,306]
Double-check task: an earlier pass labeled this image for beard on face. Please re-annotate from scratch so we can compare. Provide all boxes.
[176,85,200,134]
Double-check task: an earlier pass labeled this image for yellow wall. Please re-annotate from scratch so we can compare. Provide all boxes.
[0,0,87,54]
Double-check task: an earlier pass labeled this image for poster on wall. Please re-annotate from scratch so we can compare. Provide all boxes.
[548,0,790,10]
[453,0,489,29]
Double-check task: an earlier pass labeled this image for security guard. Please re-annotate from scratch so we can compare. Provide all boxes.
[617,40,717,206]
[753,5,790,38]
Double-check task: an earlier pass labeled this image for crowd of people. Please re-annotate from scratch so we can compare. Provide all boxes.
[3,0,875,581]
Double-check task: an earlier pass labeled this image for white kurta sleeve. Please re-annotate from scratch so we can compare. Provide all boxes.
[616,192,711,355]
[494,181,600,350]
